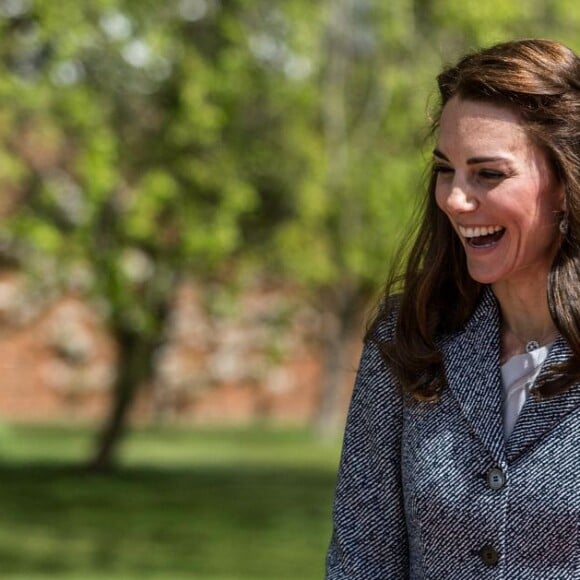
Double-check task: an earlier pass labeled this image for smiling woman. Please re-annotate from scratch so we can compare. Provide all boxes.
[326,39,580,579]
[434,98,564,300]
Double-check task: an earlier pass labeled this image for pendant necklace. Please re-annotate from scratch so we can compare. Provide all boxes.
[525,340,540,353]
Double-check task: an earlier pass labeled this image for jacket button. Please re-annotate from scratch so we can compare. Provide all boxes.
[486,467,506,490]
[479,545,500,566]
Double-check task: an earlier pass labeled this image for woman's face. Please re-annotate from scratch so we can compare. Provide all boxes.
[434,96,564,291]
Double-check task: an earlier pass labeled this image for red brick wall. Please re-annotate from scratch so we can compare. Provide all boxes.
[0,281,361,426]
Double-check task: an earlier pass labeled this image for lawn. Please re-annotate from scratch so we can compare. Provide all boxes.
[0,423,342,579]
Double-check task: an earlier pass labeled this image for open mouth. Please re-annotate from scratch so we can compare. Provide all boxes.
[458,225,506,248]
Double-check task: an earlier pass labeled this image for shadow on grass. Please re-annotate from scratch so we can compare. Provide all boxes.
[0,461,337,579]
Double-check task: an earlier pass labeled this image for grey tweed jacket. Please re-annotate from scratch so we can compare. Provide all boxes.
[326,287,580,579]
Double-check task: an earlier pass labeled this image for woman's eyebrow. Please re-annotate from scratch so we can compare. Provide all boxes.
[466,155,508,164]
[433,148,448,160]
[433,148,510,164]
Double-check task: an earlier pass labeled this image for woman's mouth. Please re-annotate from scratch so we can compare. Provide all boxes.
[458,225,506,248]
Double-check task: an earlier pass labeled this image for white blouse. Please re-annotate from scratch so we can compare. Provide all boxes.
[501,343,553,440]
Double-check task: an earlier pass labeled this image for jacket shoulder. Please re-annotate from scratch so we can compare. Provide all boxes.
[366,294,400,345]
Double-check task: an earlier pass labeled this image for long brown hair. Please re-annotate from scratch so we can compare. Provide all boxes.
[372,38,580,400]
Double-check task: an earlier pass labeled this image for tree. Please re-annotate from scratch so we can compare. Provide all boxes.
[0,0,261,469]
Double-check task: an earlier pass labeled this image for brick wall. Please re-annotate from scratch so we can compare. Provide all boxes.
[0,279,360,426]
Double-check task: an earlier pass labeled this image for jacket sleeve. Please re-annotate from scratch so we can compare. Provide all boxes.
[325,334,408,579]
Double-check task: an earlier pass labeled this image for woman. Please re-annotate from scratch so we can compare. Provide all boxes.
[326,39,580,579]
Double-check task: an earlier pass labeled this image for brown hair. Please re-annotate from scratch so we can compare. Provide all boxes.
[372,38,580,400]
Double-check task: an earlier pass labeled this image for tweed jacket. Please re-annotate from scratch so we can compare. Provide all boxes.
[326,287,580,579]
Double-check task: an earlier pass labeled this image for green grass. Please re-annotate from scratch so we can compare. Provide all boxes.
[0,423,342,579]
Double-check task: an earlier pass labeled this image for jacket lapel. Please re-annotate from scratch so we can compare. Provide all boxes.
[506,337,580,463]
[439,287,506,465]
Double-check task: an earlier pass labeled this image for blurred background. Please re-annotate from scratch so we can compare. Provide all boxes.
[0,0,578,578]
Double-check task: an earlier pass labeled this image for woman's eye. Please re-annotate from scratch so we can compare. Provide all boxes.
[434,164,453,175]
[479,169,505,180]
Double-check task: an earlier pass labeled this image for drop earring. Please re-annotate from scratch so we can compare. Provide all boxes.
[559,214,569,235]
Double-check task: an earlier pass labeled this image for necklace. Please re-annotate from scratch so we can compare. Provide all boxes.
[505,326,558,357]
[525,340,540,353]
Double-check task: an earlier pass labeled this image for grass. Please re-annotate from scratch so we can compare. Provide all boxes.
[0,423,342,579]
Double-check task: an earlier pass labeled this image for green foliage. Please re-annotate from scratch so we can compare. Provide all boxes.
[0,0,261,337]
[0,0,577,319]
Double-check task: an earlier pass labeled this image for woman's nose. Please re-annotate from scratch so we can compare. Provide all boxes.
[445,181,478,213]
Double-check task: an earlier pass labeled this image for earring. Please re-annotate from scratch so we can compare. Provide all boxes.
[559,214,569,235]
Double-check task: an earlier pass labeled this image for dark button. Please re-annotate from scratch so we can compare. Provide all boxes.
[479,545,500,566]
[486,467,506,490]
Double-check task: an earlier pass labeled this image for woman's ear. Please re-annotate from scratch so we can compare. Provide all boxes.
[557,182,566,212]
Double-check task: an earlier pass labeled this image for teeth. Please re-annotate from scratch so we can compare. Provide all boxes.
[458,225,504,238]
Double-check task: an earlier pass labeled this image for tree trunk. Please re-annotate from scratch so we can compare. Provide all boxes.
[86,326,157,472]
[314,284,365,438]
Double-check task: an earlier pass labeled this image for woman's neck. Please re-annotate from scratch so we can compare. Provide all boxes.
[492,279,558,363]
